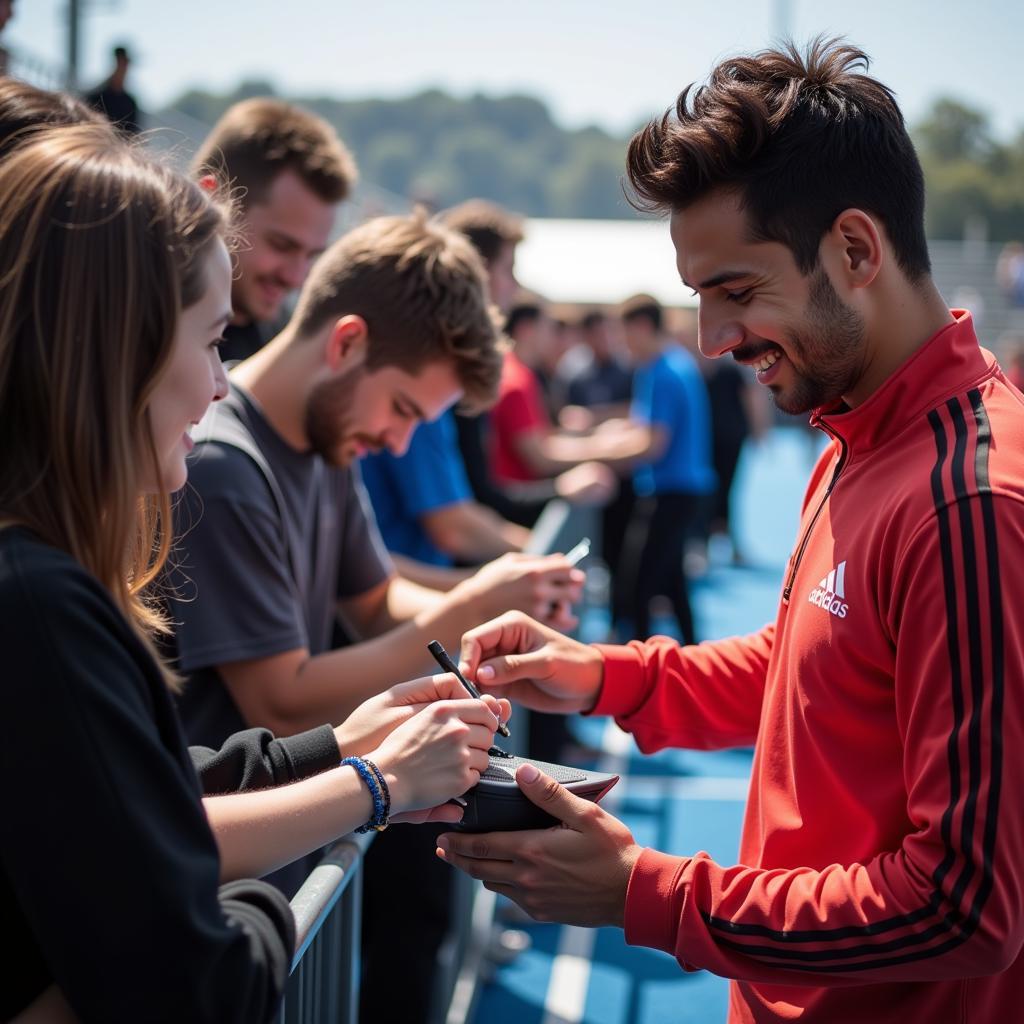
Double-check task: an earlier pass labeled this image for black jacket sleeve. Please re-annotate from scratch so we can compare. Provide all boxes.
[0,537,293,1023]
[190,724,340,795]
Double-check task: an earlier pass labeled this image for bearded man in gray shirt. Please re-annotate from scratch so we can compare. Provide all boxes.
[165,212,582,1021]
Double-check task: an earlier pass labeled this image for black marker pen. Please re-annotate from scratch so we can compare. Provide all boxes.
[427,639,512,739]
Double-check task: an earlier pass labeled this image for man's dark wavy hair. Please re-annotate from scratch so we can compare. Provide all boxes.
[625,37,930,281]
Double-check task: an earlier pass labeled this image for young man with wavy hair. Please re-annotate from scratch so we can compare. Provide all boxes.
[436,38,1024,1023]
[192,98,357,362]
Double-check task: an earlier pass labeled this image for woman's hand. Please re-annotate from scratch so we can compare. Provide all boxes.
[369,697,504,816]
[333,673,510,757]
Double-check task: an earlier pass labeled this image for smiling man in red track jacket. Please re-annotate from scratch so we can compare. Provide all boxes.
[435,36,1024,1024]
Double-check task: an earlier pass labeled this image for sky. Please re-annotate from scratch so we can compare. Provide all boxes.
[7,0,1024,140]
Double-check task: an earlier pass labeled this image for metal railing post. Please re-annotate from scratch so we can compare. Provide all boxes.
[279,832,373,1024]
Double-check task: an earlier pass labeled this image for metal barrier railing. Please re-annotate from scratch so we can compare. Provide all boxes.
[278,832,373,1024]
[278,498,599,1024]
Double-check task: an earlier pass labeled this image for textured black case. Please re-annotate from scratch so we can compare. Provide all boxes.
[455,752,619,832]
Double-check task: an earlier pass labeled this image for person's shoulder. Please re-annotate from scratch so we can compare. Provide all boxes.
[0,529,118,630]
[187,438,270,500]
[662,347,704,389]
[186,394,276,504]
[664,345,698,372]
[500,352,537,392]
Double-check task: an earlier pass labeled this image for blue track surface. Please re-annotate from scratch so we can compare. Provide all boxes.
[471,426,824,1024]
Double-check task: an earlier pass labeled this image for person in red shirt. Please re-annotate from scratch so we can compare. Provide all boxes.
[436,37,1024,1024]
[490,304,554,482]
[490,302,651,483]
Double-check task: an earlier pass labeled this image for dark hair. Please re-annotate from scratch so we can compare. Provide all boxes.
[0,79,109,161]
[505,303,543,339]
[620,294,663,331]
[290,210,504,412]
[580,310,605,331]
[441,199,524,265]
[193,98,357,207]
[625,37,930,281]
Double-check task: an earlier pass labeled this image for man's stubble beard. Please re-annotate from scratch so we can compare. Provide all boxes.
[770,268,867,416]
[304,365,366,466]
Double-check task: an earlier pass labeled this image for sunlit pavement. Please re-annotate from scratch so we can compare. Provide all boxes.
[471,426,824,1024]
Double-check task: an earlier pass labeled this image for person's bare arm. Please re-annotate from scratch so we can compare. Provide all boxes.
[389,554,473,593]
[340,574,444,638]
[216,557,584,734]
[420,500,530,562]
[514,422,664,477]
[215,602,481,733]
[558,402,632,432]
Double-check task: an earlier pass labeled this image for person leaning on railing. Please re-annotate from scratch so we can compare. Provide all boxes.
[0,126,507,1024]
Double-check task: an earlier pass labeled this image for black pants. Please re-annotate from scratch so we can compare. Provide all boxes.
[359,823,452,1024]
[711,434,746,535]
[615,491,700,643]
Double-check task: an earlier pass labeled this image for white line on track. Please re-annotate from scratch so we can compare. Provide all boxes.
[540,728,749,1022]
[541,722,631,1024]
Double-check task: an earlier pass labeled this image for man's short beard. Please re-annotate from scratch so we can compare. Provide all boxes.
[773,268,866,416]
[304,366,364,464]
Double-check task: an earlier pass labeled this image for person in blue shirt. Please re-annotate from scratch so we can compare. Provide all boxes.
[614,294,716,642]
[360,409,530,573]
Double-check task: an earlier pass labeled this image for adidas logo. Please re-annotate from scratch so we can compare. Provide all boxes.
[807,560,849,619]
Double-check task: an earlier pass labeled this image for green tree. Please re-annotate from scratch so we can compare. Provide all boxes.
[160,85,1023,231]
[916,98,994,163]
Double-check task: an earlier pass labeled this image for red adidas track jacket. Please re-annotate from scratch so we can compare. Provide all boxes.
[593,311,1024,1022]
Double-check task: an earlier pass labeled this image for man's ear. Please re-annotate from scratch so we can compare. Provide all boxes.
[824,208,883,290]
[325,315,368,372]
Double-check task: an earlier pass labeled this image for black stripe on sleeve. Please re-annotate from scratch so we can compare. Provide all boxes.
[942,398,985,921]
[701,401,992,971]
[964,388,1004,937]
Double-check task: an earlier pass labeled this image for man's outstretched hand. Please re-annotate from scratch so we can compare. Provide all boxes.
[458,611,605,715]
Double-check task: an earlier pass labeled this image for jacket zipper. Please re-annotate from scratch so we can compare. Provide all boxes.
[782,424,848,604]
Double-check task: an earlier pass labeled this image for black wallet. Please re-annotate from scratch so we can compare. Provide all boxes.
[455,749,619,832]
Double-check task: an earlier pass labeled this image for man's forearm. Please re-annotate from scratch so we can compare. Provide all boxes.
[518,427,653,477]
[456,504,529,558]
[390,554,472,593]
[425,502,528,562]
[283,590,482,728]
[543,427,655,468]
[346,574,445,638]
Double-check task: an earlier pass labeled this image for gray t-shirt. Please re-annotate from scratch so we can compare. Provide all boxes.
[168,384,392,751]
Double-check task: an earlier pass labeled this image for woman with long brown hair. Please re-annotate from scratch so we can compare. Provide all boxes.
[0,123,503,1023]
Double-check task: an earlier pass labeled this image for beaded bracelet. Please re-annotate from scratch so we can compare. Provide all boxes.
[341,756,391,833]
[362,758,391,825]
